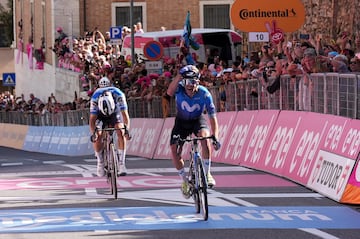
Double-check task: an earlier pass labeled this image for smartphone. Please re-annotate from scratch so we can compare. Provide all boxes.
[286,41,292,48]
[299,34,310,40]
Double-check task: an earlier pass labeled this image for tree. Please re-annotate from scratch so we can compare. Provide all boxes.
[0,0,13,47]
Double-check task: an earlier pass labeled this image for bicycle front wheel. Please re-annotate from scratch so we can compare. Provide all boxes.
[197,159,208,220]
[189,160,200,214]
[109,144,118,199]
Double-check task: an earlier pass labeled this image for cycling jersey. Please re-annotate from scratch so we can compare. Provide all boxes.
[90,86,128,115]
[175,83,216,120]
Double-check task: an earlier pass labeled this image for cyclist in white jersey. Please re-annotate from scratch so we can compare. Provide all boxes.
[166,65,221,198]
[89,76,131,177]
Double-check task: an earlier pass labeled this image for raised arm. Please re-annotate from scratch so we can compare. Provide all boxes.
[166,73,181,96]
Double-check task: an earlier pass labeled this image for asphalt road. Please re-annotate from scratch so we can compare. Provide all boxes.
[0,146,359,239]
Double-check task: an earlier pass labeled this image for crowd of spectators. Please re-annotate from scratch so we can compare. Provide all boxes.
[54,24,360,96]
[0,91,88,115]
[3,26,360,116]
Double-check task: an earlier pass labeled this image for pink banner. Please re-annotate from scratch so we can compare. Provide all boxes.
[262,112,329,183]
[126,118,164,158]
[219,110,259,165]
[153,117,174,159]
[211,111,238,163]
[26,43,33,69]
[238,110,280,168]
[341,159,360,203]
[123,36,154,48]
[321,117,359,160]
[346,159,360,188]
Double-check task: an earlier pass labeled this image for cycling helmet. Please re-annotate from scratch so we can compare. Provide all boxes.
[99,76,111,88]
[98,91,115,116]
[180,65,200,79]
[180,65,200,86]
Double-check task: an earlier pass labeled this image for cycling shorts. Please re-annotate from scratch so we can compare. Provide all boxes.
[170,115,209,145]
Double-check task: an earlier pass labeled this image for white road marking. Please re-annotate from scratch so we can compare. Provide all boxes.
[43,160,65,164]
[64,164,98,197]
[1,162,23,166]
[299,228,340,239]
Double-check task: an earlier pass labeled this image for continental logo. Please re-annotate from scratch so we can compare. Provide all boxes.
[238,8,297,20]
[231,0,305,32]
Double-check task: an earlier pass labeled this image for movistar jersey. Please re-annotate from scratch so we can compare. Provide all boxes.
[90,86,128,115]
[175,84,216,120]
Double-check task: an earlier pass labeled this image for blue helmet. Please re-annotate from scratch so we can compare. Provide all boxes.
[180,65,200,79]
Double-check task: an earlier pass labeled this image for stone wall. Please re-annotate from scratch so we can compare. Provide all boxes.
[300,0,360,40]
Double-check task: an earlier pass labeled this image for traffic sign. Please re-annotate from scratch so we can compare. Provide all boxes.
[110,26,122,39]
[145,61,163,70]
[2,73,16,86]
[145,60,163,74]
[143,41,164,61]
[110,39,122,45]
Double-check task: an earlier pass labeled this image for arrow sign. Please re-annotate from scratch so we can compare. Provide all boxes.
[2,73,16,86]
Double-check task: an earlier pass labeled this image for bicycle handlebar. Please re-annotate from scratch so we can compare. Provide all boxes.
[173,134,216,143]
[173,134,221,151]
[90,125,131,142]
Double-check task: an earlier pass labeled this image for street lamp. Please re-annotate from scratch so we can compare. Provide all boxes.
[130,0,135,68]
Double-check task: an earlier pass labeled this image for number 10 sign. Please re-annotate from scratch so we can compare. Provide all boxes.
[248,32,269,42]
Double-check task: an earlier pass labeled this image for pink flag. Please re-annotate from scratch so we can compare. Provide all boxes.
[26,43,33,69]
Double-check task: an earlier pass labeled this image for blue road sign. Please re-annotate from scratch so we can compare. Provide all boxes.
[2,73,16,86]
[143,41,164,61]
[110,26,122,39]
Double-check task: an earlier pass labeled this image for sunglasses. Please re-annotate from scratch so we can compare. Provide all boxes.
[184,78,199,85]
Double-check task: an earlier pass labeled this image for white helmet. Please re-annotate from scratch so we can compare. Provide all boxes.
[99,76,111,88]
[98,91,115,116]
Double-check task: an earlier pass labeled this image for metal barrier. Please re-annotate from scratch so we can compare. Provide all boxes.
[1,72,360,126]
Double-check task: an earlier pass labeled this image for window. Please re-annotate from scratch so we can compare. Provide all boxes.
[111,2,146,31]
[0,23,6,47]
[200,1,233,29]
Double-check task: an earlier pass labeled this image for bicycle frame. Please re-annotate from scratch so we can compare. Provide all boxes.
[101,127,119,199]
[92,125,130,199]
[176,135,215,221]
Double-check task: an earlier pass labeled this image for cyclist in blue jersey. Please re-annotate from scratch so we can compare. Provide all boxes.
[167,65,221,198]
[89,76,131,177]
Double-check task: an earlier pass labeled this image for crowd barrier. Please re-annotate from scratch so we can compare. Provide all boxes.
[1,110,359,204]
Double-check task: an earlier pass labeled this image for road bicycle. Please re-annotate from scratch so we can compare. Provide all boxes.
[91,125,130,199]
[175,135,218,221]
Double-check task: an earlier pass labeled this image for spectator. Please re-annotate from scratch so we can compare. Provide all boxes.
[349,56,360,72]
[29,93,41,105]
[56,27,67,42]
[134,22,144,34]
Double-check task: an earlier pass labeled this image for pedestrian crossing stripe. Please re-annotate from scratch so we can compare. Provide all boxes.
[2,73,16,86]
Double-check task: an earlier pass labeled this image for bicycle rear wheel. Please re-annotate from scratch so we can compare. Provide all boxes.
[109,144,118,199]
[197,159,208,220]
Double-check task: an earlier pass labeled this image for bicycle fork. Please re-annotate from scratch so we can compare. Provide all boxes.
[190,152,208,192]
